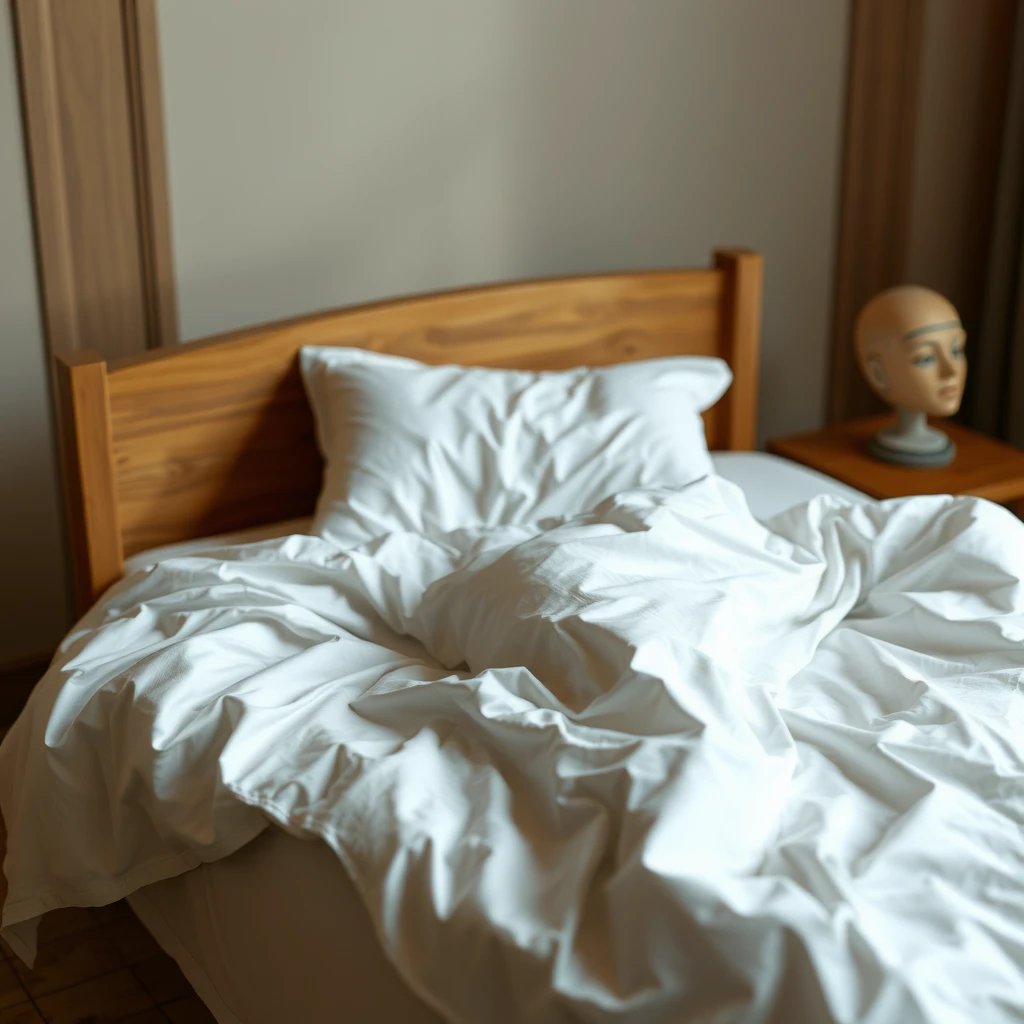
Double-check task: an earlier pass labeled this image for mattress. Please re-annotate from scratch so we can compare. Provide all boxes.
[128,828,441,1024]
[124,453,871,1024]
[122,453,869,575]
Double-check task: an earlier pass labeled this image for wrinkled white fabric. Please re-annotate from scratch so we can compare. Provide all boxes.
[300,347,732,545]
[2,477,1024,1023]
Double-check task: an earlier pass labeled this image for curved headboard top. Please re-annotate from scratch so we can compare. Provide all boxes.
[56,249,762,611]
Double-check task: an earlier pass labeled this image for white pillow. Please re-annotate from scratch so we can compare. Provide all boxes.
[299,347,731,546]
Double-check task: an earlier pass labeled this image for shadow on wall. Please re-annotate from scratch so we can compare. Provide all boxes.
[0,311,71,664]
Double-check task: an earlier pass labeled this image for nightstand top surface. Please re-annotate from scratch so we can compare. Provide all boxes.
[768,416,1024,502]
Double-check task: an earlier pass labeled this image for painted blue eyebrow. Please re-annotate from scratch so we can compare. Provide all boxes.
[902,320,961,341]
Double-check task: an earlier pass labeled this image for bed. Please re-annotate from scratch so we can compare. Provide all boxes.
[116,453,869,1024]
[53,250,763,614]
[4,250,1024,1024]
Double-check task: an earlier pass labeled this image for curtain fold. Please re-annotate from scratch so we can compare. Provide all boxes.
[972,7,1024,447]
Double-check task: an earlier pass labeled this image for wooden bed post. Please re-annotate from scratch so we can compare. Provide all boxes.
[55,351,125,614]
[714,248,763,451]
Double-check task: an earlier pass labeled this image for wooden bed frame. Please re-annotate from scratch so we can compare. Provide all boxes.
[55,248,763,613]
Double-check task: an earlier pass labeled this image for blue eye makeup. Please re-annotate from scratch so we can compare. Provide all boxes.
[912,354,936,367]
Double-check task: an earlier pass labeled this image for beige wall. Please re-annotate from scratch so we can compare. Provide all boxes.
[158,0,850,442]
[0,7,69,664]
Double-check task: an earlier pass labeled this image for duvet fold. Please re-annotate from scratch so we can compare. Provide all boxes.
[2,477,1023,1024]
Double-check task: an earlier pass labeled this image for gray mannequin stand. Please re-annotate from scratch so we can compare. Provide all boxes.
[867,408,956,468]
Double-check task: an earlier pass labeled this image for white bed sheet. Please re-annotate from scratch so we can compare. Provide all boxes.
[122,454,870,575]
[123,454,871,1024]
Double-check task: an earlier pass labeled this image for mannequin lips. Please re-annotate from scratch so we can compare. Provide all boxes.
[938,385,960,399]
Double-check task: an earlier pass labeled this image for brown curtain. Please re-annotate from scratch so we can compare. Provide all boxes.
[970,7,1024,447]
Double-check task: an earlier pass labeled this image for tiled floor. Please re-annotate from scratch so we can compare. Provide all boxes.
[0,901,215,1023]
[0,729,215,1023]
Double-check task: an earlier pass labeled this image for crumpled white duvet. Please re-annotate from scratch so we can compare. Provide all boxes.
[3,477,1024,1024]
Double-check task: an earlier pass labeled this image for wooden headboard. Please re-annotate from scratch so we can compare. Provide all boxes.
[56,248,762,612]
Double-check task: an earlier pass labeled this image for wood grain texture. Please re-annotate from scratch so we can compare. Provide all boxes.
[829,0,925,423]
[59,257,762,606]
[107,268,746,557]
[12,0,80,355]
[769,416,1024,503]
[13,0,176,359]
[55,351,124,613]
[57,256,762,608]
[123,0,178,349]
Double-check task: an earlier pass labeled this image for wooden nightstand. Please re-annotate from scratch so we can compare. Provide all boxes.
[768,416,1024,515]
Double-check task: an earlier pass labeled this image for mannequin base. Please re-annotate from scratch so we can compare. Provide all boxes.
[867,436,956,468]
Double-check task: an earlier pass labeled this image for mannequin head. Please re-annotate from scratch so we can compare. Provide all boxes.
[854,286,966,417]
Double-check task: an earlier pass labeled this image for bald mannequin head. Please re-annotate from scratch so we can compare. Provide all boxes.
[854,286,966,418]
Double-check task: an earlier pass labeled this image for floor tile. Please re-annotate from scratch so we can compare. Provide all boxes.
[102,915,162,966]
[119,1011,168,1023]
[34,968,154,1024]
[0,960,28,1011]
[131,954,190,1006]
[0,1005,45,1024]
[13,927,121,998]
[162,995,216,1024]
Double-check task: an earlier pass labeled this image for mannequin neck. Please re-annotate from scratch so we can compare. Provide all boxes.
[896,407,929,439]
[877,407,951,454]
